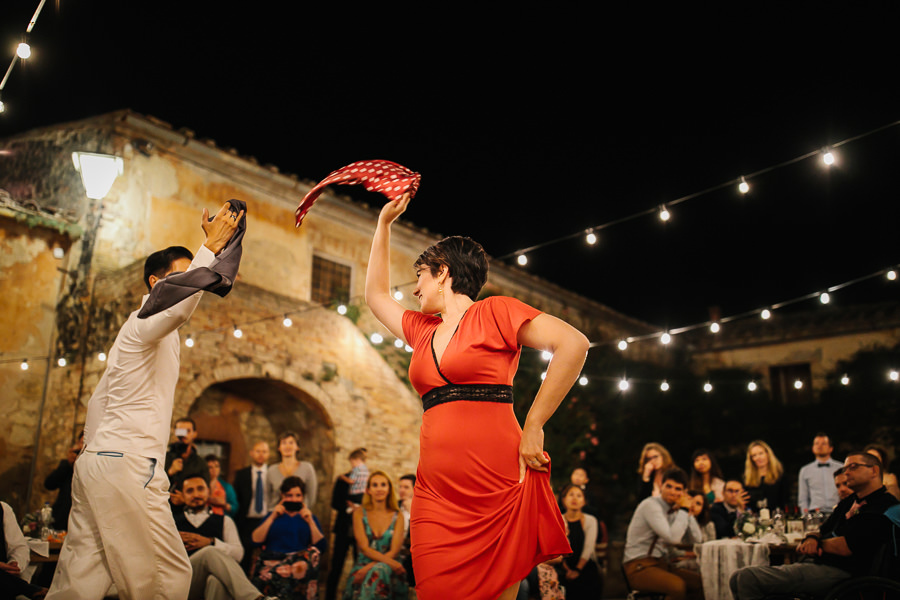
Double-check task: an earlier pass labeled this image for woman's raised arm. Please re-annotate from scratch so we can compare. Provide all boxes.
[365,194,412,341]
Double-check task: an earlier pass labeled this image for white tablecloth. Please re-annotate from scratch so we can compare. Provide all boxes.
[695,539,770,600]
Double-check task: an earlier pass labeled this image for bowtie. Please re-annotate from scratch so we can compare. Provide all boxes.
[818,463,832,467]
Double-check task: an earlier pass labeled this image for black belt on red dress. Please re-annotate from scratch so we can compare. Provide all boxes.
[421,384,514,412]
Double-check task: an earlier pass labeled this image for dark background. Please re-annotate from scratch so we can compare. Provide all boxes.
[1,4,897,333]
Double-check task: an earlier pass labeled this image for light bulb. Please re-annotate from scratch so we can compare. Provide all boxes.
[0,99,5,114]
[617,340,628,351]
[337,304,348,315]
[370,333,383,344]
[888,270,897,281]
[57,357,67,367]
[578,376,588,386]
[20,359,28,371]
[820,292,830,305]
[16,42,31,59]
[98,352,107,362]
[394,338,404,348]
[794,380,804,389]
[393,289,404,300]
[52,247,65,259]
[405,345,413,353]
[747,381,758,392]
[761,309,772,320]
[738,177,750,194]
[710,322,720,333]
[185,335,194,348]
[890,370,899,382]
[540,371,547,381]
[618,378,629,391]
[703,382,713,393]
[660,381,670,392]
[541,350,553,361]
[660,332,671,345]
[823,151,835,166]
[517,254,528,266]
[233,327,243,339]
[659,205,670,222]
[840,374,850,386]
[282,316,293,327]
[586,232,597,245]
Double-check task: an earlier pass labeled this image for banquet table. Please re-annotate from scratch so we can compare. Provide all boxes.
[694,539,770,600]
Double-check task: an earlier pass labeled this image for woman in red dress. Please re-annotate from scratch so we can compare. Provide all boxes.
[365,194,590,600]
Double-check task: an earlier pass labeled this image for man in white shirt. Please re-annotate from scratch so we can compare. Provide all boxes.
[47,202,245,600]
[2,501,46,599]
[233,440,271,574]
[176,475,274,600]
[797,433,843,513]
[623,468,703,600]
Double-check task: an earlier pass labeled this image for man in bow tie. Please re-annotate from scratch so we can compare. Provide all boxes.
[731,451,899,600]
[797,433,843,513]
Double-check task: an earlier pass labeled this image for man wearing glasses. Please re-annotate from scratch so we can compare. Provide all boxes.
[730,452,899,600]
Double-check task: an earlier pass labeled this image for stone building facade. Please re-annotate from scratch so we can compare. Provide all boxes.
[0,110,658,521]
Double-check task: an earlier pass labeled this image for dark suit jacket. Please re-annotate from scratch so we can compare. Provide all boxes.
[710,502,738,539]
[233,466,253,524]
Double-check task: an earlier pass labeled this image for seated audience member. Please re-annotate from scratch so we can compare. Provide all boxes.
[865,444,900,500]
[266,432,318,510]
[558,483,603,600]
[43,430,85,531]
[206,454,239,518]
[174,474,274,600]
[743,440,787,511]
[730,451,899,600]
[343,472,408,600]
[638,442,676,499]
[687,490,716,542]
[710,480,748,539]
[689,449,725,504]
[834,468,853,502]
[797,433,842,513]
[2,500,46,599]
[623,468,703,600]
[252,476,326,599]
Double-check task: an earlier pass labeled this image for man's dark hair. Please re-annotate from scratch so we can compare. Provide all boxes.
[415,236,488,301]
[661,467,688,488]
[143,246,193,291]
[281,475,306,495]
[833,466,845,477]
[400,474,417,486]
[182,472,210,488]
[175,417,197,430]
[204,454,220,464]
[850,450,882,475]
[815,432,832,445]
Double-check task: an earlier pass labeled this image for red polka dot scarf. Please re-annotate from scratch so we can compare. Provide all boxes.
[294,159,422,227]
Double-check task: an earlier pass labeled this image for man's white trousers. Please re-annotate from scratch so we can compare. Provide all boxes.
[46,450,192,600]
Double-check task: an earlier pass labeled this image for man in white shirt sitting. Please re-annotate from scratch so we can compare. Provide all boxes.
[2,500,46,599]
[623,468,703,600]
[175,474,274,600]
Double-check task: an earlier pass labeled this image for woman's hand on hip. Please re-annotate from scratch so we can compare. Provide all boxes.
[519,425,549,482]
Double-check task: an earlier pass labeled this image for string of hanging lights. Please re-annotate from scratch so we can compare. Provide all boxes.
[0,0,47,114]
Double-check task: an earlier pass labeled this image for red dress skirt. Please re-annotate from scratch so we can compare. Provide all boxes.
[402,296,570,600]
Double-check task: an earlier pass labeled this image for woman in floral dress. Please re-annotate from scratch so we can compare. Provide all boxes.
[343,472,408,600]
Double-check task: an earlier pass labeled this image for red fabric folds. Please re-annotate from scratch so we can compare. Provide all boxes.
[294,159,421,227]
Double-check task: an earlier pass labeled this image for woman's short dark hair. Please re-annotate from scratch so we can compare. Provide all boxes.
[143,246,193,291]
[280,475,306,495]
[415,236,488,301]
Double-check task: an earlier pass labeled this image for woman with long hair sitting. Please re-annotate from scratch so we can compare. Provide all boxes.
[637,442,676,499]
[557,484,603,599]
[742,440,787,511]
[252,476,326,599]
[343,471,408,600]
[688,449,725,504]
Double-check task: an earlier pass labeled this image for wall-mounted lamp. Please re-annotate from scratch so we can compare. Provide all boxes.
[72,152,124,200]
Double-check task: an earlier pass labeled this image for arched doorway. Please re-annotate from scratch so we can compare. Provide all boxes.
[186,377,335,518]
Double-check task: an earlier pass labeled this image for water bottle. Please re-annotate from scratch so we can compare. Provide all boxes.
[40,502,53,540]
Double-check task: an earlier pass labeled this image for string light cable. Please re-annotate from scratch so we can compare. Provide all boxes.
[0,0,47,113]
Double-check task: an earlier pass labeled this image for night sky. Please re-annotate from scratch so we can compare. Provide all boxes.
[1,3,897,331]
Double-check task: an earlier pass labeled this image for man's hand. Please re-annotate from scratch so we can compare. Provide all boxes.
[0,561,21,576]
[797,537,821,556]
[202,202,244,255]
[170,490,185,506]
[180,532,212,552]
[168,458,183,476]
[737,490,750,511]
[66,445,80,465]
